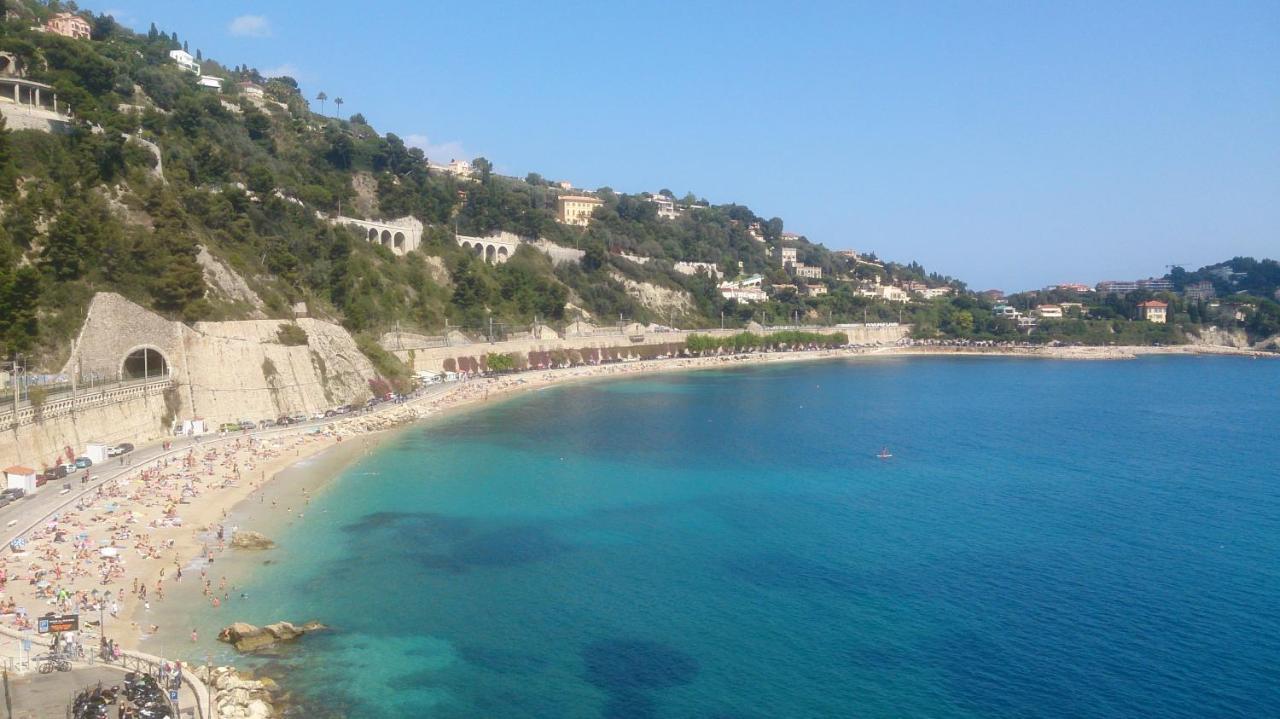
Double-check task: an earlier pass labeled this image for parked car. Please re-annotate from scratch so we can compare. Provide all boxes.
[311,411,327,421]
[117,442,134,454]
[238,420,257,431]
[219,422,240,433]
[260,419,276,429]
[2,488,25,501]
[49,465,68,479]
[276,416,294,426]
[60,462,78,475]
[336,404,352,414]
[107,445,125,457]
[34,473,49,487]
[75,457,92,469]
[323,409,337,418]
[290,414,307,424]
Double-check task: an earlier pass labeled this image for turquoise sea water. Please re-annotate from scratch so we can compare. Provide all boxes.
[175,356,1280,717]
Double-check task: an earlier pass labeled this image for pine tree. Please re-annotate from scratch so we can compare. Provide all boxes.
[148,22,157,40]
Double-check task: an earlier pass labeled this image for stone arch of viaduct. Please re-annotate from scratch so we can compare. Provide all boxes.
[456,233,519,264]
[334,216,423,256]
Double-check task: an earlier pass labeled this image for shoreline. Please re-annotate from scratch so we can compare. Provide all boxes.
[3,342,1271,714]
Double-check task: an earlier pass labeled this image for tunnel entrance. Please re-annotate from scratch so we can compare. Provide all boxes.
[122,347,169,380]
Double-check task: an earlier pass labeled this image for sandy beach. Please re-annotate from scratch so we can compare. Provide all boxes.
[0,341,1270,656]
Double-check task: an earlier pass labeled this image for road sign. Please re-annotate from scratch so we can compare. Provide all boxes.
[37,613,78,634]
[169,690,178,701]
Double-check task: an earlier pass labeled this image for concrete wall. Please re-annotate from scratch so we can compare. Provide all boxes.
[393,324,909,373]
[2,293,384,469]
[0,389,172,472]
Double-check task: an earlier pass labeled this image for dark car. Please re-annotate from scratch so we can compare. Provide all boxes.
[1,488,25,501]
[35,473,49,487]
[116,442,134,454]
[49,465,68,479]
[276,416,294,426]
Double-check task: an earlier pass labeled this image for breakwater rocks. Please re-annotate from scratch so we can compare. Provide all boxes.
[230,530,276,550]
[331,405,424,435]
[218,620,328,653]
[197,666,282,719]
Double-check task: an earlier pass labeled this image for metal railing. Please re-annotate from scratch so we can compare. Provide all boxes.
[0,375,174,430]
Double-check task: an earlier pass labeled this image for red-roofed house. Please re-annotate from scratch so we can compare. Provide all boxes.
[1137,300,1168,324]
[4,465,37,493]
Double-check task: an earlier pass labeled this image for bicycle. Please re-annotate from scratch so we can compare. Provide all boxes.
[36,654,72,673]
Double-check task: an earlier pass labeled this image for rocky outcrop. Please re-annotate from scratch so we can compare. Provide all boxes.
[217,620,327,653]
[1188,326,1251,348]
[197,666,281,719]
[331,406,424,436]
[230,530,275,550]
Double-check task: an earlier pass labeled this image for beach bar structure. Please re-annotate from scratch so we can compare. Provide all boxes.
[3,465,37,494]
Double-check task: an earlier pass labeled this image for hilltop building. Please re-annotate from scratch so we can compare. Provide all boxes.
[1184,281,1216,302]
[651,195,677,220]
[1138,300,1168,323]
[1048,283,1093,293]
[1097,278,1173,295]
[428,159,475,179]
[718,275,766,303]
[775,246,797,268]
[169,49,199,74]
[794,264,822,280]
[237,81,265,99]
[44,12,91,39]
[1034,304,1063,319]
[556,195,604,227]
[197,75,223,91]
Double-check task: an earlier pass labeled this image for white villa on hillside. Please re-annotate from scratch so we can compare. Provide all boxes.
[719,275,767,303]
[169,49,199,74]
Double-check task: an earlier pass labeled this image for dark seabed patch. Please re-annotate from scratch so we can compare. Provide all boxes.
[583,639,699,718]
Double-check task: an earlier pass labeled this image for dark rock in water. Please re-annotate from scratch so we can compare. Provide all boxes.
[218,620,328,653]
[231,530,277,550]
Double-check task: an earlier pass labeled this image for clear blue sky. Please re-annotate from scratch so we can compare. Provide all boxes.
[101,1,1278,291]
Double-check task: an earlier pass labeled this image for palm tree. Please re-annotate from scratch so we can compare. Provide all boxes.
[316,91,327,116]
[333,97,344,120]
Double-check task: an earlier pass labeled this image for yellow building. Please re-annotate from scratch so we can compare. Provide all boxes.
[1137,300,1168,323]
[556,195,603,227]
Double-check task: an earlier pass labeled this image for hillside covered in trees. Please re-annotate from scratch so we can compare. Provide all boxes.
[0,0,967,369]
[0,1,1275,370]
